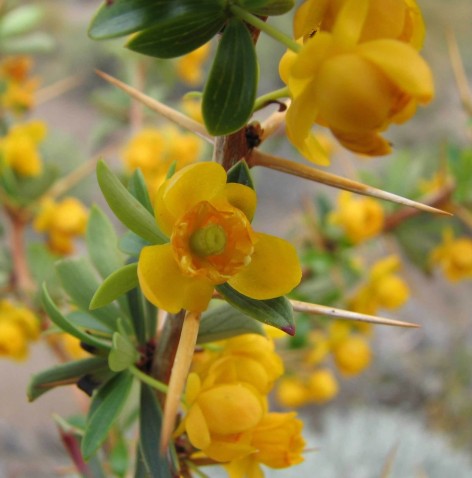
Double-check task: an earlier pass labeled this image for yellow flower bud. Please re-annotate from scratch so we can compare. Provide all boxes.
[431,231,472,282]
[276,376,309,408]
[0,321,28,360]
[175,43,211,86]
[306,368,339,403]
[333,336,372,376]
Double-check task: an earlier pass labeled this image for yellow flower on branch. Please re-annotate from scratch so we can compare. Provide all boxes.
[279,0,434,161]
[176,43,211,86]
[0,121,47,177]
[34,197,88,255]
[329,191,384,243]
[122,125,203,199]
[138,162,302,313]
[332,335,372,376]
[430,229,472,282]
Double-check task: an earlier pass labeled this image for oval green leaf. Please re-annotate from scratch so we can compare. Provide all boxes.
[108,332,140,372]
[216,283,295,335]
[90,263,139,310]
[202,18,258,135]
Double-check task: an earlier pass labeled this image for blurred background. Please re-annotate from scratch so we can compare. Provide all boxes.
[0,0,471,477]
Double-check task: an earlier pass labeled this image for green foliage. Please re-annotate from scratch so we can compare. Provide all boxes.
[28,357,109,401]
[90,262,139,310]
[240,0,295,15]
[82,371,134,460]
[96,160,166,244]
[198,302,265,344]
[202,18,258,135]
[448,144,472,204]
[216,283,295,335]
[226,159,255,189]
[108,331,139,372]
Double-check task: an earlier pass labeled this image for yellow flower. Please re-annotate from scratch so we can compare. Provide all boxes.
[181,96,204,123]
[122,125,203,198]
[0,121,47,177]
[34,197,88,255]
[276,376,309,408]
[138,162,301,313]
[280,0,433,160]
[225,412,305,477]
[176,43,211,86]
[61,334,89,359]
[349,255,410,314]
[306,368,339,402]
[329,191,384,243]
[0,300,40,361]
[305,330,330,365]
[431,230,472,282]
[183,372,265,462]
[294,0,425,49]
[332,335,371,376]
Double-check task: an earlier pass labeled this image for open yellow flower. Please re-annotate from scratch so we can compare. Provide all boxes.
[138,162,301,313]
[279,0,433,160]
[430,229,472,282]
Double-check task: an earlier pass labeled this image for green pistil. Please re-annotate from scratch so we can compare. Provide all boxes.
[190,224,227,257]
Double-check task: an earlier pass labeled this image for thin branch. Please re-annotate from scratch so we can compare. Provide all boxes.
[35,75,84,105]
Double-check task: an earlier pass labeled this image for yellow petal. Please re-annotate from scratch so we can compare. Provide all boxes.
[357,39,434,103]
[186,404,212,450]
[223,183,257,221]
[332,0,369,46]
[138,244,214,313]
[155,162,227,235]
[293,0,329,40]
[331,128,392,156]
[228,233,301,300]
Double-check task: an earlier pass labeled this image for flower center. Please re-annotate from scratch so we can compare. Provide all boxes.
[190,224,227,257]
[171,201,255,283]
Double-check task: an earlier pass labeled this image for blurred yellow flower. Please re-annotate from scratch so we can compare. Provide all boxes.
[0,121,47,177]
[349,255,410,314]
[138,162,301,313]
[276,376,309,408]
[0,300,40,361]
[430,230,472,282]
[175,43,211,86]
[279,0,433,160]
[306,368,339,402]
[122,125,203,199]
[332,335,371,376]
[34,197,88,255]
[305,330,330,365]
[181,96,204,124]
[61,334,89,359]
[329,191,384,243]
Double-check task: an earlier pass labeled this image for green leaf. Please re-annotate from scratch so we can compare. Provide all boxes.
[110,434,129,478]
[56,258,121,326]
[127,7,226,59]
[90,263,139,310]
[139,384,172,478]
[126,287,151,345]
[128,169,153,214]
[89,0,173,39]
[244,0,295,15]
[82,371,134,460]
[198,303,264,343]
[216,283,295,335]
[119,231,149,257]
[28,357,108,401]
[108,332,140,372]
[226,159,255,189]
[97,160,166,244]
[1,32,55,54]
[0,4,44,37]
[203,18,258,135]
[66,311,115,335]
[41,284,112,352]
[86,205,125,279]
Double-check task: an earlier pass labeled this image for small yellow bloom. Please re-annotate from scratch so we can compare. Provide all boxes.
[280,0,433,160]
[0,300,40,361]
[176,43,211,86]
[306,368,339,402]
[181,96,204,123]
[225,412,305,477]
[0,121,47,177]
[305,330,330,365]
[138,162,301,313]
[431,230,472,282]
[329,191,384,243]
[276,376,309,408]
[332,335,371,376]
[122,125,203,198]
[34,197,88,255]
